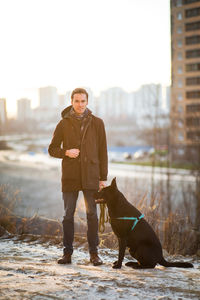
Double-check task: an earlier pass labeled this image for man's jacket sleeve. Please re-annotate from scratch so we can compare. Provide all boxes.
[48,121,66,159]
[98,120,108,181]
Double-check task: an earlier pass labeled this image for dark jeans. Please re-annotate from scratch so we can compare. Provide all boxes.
[62,190,99,255]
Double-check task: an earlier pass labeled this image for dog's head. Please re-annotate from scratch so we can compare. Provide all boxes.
[94,177,118,204]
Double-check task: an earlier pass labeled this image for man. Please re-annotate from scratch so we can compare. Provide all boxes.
[48,88,108,266]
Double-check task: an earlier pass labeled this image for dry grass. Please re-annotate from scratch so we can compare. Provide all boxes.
[0,184,62,237]
[0,184,21,212]
[135,194,198,255]
[0,184,199,255]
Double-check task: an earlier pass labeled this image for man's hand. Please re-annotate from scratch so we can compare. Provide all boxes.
[99,181,106,190]
[65,149,80,158]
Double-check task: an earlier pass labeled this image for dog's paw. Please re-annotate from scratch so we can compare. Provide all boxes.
[112,261,122,269]
[112,264,122,269]
[125,261,139,268]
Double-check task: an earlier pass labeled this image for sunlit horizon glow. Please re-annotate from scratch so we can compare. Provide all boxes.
[0,0,171,117]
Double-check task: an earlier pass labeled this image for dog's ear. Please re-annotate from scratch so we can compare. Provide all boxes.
[111,177,117,189]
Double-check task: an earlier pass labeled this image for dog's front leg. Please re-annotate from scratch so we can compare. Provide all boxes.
[113,238,126,269]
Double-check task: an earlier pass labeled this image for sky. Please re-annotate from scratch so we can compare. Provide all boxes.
[0,0,171,116]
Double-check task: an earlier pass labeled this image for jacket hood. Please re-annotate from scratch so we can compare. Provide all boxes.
[61,105,92,119]
[61,105,72,118]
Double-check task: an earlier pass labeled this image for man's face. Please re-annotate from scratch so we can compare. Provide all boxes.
[71,93,88,115]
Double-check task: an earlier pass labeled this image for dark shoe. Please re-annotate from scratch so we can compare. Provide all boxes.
[90,253,103,266]
[57,253,72,264]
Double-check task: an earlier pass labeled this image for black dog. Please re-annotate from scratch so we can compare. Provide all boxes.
[95,178,193,269]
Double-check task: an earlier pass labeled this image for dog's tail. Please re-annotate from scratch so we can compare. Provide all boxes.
[159,257,193,268]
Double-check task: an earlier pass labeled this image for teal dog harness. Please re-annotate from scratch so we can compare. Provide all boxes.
[116,214,144,231]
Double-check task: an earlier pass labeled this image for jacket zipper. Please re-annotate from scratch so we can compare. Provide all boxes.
[80,116,92,162]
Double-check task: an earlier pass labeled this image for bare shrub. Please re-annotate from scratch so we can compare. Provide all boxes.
[0,184,21,212]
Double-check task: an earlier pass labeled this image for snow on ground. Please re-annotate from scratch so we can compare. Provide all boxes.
[0,237,199,300]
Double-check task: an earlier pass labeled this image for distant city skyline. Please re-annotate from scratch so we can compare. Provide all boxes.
[0,0,171,116]
[4,82,170,119]
[14,84,169,133]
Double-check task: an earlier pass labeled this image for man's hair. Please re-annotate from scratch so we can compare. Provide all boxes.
[71,88,88,101]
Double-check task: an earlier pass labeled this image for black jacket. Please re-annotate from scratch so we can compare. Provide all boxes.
[48,106,108,192]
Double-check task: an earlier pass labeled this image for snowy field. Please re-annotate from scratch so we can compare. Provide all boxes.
[0,237,199,300]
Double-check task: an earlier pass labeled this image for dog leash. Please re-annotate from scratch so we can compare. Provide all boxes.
[116,214,144,231]
[99,203,109,233]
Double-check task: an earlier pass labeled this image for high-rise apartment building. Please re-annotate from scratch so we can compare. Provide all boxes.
[39,86,58,108]
[58,94,66,107]
[17,98,32,121]
[170,0,200,159]
[0,98,7,124]
[96,85,169,127]
[98,87,127,119]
